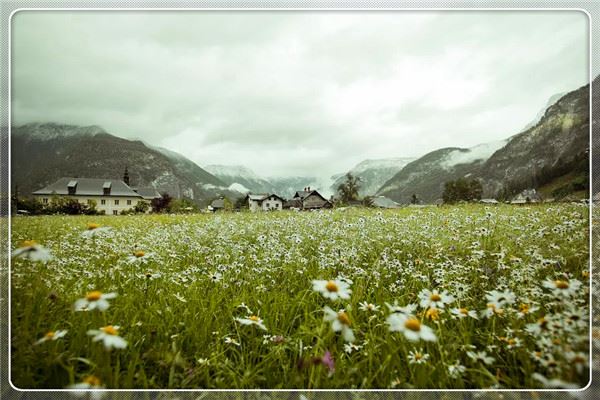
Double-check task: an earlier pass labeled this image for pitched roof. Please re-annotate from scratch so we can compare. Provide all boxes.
[133,187,162,200]
[32,177,142,198]
[211,198,225,208]
[247,193,285,202]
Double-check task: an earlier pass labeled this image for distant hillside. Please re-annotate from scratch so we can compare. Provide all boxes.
[331,158,416,197]
[378,80,590,203]
[376,141,507,203]
[204,165,275,195]
[9,123,239,206]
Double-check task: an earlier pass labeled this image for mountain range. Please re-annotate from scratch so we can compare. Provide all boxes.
[8,78,594,206]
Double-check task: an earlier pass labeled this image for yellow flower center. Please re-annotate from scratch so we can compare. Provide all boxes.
[86,291,102,301]
[404,318,421,332]
[459,308,469,315]
[414,352,423,360]
[45,331,55,339]
[101,325,118,335]
[573,355,585,364]
[87,223,100,230]
[519,303,530,313]
[325,281,339,292]
[22,240,37,247]
[582,271,589,278]
[249,315,260,322]
[134,251,145,258]
[337,312,351,326]
[425,308,439,320]
[83,375,101,386]
[507,338,516,346]
[555,280,569,289]
[538,317,548,328]
[430,294,442,302]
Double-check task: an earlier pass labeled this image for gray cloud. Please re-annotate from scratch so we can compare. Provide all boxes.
[12,10,589,178]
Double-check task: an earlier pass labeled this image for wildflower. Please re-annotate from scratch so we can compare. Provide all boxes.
[236,315,267,331]
[224,337,240,346]
[451,307,478,319]
[126,250,152,263]
[447,361,466,379]
[81,223,111,238]
[407,349,429,365]
[387,314,436,342]
[312,279,351,300]
[418,289,454,309]
[565,351,588,374]
[385,302,417,315]
[481,303,505,319]
[425,307,440,321]
[74,291,117,312]
[343,343,362,354]
[466,350,495,365]
[67,375,104,390]
[358,302,380,312]
[321,350,335,376]
[12,240,53,263]
[516,303,539,318]
[323,306,355,342]
[197,358,210,366]
[485,289,516,309]
[34,330,67,345]
[542,278,582,298]
[210,272,223,282]
[525,317,551,335]
[87,325,128,350]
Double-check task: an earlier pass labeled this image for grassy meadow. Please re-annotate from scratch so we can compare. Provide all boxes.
[9,204,591,389]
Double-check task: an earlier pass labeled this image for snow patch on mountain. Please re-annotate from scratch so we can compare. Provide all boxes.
[228,182,250,193]
[205,165,261,180]
[440,140,507,169]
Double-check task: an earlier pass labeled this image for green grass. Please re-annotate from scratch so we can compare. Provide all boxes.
[10,204,590,389]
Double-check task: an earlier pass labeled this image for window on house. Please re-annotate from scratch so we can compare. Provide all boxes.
[114,200,119,205]
[87,199,93,205]
[113,210,118,215]
[101,199,106,205]
[276,203,280,208]
[127,199,132,205]
[42,198,48,204]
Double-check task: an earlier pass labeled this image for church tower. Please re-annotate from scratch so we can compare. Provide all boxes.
[123,166,130,186]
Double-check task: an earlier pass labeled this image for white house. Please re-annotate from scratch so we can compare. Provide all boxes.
[32,177,153,215]
[246,193,284,211]
[511,189,542,204]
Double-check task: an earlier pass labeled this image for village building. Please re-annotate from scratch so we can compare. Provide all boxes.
[32,177,148,215]
[245,193,284,211]
[31,168,161,215]
[292,187,333,210]
[511,189,542,204]
[208,197,225,212]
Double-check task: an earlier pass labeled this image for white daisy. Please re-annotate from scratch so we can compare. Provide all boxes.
[418,289,454,309]
[74,291,117,312]
[66,375,105,399]
[87,325,127,350]
[81,223,111,238]
[466,350,495,365]
[235,315,267,331]
[450,307,478,319]
[485,289,516,309]
[323,306,355,342]
[34,330,67,345]
[387,314,436,342]
[312,279,351,301]
[407,349,429,364]
[542,278,582,298]
[12,240,53,263]
[358,302,380,312]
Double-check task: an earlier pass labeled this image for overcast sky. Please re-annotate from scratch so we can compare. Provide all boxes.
[12,11,589,178]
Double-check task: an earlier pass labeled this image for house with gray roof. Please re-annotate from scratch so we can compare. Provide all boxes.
[245,193,285,211]
[292,187,332,210]
[32,177,148,215]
